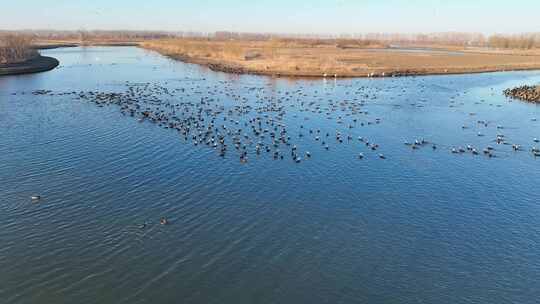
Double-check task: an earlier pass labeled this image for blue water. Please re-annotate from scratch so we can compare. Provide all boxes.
[1,47,540,304]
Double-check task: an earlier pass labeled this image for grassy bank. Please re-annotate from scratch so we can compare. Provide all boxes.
[141,39,540,78]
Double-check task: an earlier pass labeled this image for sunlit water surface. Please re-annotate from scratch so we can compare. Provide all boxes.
[1,47,540,304]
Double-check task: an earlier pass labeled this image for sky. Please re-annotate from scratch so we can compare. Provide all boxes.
[2,0,539,34]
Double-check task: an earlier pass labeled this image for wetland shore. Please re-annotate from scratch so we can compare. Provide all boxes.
[0,55,59,76]
[142,39,540,78]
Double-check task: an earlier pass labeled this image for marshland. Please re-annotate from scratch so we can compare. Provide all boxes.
[141,34,540,78]
[2,2,540,304]
[14,30,540,78]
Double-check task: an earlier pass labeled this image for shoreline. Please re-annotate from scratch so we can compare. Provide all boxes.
[33,43,79,50]
[142,41,540,79]
[154,50,540,79]
[165,52,540,78]
[0,43,138,76]
[33,41,141,50]
[0,56,60,76]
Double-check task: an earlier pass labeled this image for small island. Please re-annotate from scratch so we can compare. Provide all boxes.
[0,34,59,76]
[504,85,540,103]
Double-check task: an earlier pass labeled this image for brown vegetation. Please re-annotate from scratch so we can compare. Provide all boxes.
[142,38,540,78]
[488,34,540,49]
[3,30,539,77]
[0,34,39,64]
[10,29,538,51]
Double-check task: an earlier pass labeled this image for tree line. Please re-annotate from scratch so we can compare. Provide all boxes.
[487,34,540,49]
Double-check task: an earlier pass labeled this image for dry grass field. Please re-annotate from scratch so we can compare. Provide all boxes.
[15,31,540,78]
[142,39,540,77]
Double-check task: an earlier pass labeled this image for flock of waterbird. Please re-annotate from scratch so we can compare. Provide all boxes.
[22,77,540,207]
[27,77,540,166]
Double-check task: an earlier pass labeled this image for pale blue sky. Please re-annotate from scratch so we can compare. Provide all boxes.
[2,0,539,34]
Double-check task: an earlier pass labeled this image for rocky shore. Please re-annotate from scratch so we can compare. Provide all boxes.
[0,56,59,76]
[504,85,540,103]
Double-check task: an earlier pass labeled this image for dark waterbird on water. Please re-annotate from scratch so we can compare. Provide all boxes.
[27,76,540,166]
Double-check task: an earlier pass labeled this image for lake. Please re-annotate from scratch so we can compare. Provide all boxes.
[1,46,540,304]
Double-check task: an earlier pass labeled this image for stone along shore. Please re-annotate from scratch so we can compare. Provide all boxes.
[504,85,540,103]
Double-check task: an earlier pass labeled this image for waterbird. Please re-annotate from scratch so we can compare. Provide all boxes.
[33,78,535,166]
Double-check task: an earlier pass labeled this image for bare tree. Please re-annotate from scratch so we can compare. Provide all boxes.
[0,34,38,64]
